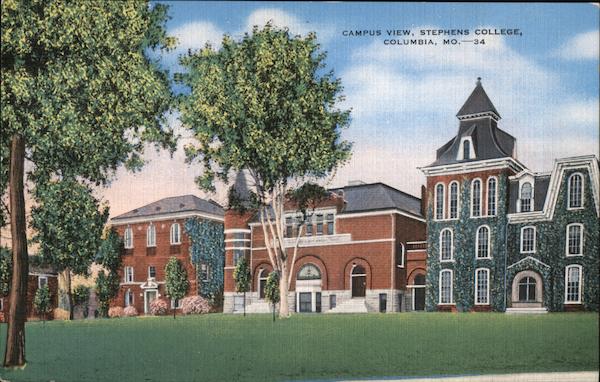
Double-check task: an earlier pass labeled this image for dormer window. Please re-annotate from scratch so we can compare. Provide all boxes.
[463,140,471,159]
[458,137,476,160]
[519,182,533,212]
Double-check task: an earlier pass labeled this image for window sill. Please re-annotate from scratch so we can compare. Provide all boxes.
[566,207,584,211]
[566,254,583,257]
[170,242,181,246]
[438,303,455,306]
[476,257,493,260]
[520,251,536,254]
[440,259,455,263]
[564,301,582,305]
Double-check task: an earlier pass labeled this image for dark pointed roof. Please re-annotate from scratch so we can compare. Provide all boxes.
[112,195,224,221]
[456,78,501,120]
[232,170,251,202]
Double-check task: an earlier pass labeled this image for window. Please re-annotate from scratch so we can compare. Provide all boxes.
[475,268,489,305]
[124,289,134,307]
[233,249,245,265]
[518,276,536,302]
[297,264,321,280]
[487,177,497,216]
[124,227,133,249]
[316,292,322,313]
[148,266,156,279]
[566,224,583,256]
[316,214,323,235]
[326,213,334,235]
[520,226,536,253]
[329,294,336,309]
[258,269,269,299]
[435,183,445,220]
[379,293,387,313]
[396,243,405,267]
[440,229,453,261]
[38,276,48,289]
[200,263,211,282]
[298,292,312,313]
[449,182,459,219]
[476,226,490,259]
[520,182,533,212]
[439,270,453,304]
[285,217,293,238]
[306,218,313,236]
[565,265,582,303]
[170,223,181,245]
[463,140,471,159]
[124,266,134,283]
[568,173,583,209]
[171,298,182,309]
[146,224,156,247]
[471,179,481,217]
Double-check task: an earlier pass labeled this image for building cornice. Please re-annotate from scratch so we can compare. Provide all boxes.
[419,157,525,176]
[110,211,224,226]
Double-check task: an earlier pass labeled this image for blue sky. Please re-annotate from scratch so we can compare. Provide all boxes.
[104,2,599,216]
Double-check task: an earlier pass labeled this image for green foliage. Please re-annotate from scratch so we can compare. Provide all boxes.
[164,257,189,302]
[177,23,352,193]
[0,246,11,296]
[286,183,329,220]
[184,218,223,302]
[233,256,251,293]
[73,285,90,307]
[95,270,119,318]
[96,228,124,274]
[31,179,109,276]
[33,285,52,318]
[264,271,280,304]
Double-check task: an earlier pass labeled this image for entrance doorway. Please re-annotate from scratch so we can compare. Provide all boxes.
[412,274,426,311]
[258,269,269,299]
[144,290,157,314]
[295,264,322,313]
[511,270,543,308]
[351,265,366,298]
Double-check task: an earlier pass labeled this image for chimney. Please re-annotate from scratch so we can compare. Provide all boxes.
[421,185,427,217]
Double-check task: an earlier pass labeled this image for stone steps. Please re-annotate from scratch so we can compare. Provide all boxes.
[243,301,272,314]
[326,298,368,313]
[506,307,548,314]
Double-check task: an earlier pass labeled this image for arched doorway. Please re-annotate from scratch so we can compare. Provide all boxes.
[511,270,543,308]
[412,274,426,311]
[258,268,269,299]
[351,265,366,298]
[296,264,322,313]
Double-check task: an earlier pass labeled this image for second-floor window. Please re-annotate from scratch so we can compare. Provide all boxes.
[38,276,48,289]
[124,227,133,249]
[200,263,211,282]
[520,226,536,253]
[435,183,445,220]
[487,177,497,216]
[170,223,181,245]
[316,214,323,235]
[233,249,245,265]
[471,179,481,217]
[520,182,532,212]
[566,224,583,256]
[306,220,313,236]
[285,217,293,238]
[124,266,134,283]
[147,224,156,247]
[326,214,334,235]
[476,226,490,259]
[440,228,453,261]
[148,266,156,279]
[568,173,583,209]
[449,182,459,219]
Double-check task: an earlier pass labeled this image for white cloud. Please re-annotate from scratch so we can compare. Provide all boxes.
[555,31,599,60]
[171,21,224,52]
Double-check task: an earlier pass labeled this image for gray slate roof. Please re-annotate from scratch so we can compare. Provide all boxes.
[456,79,501,118]
[508,175,551,213]
[331,182,422,217]
[113,195,224,221]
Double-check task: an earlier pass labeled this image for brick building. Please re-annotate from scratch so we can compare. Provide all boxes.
[110,195,224,314]
[223,177,427,314]
[421,79,599,313]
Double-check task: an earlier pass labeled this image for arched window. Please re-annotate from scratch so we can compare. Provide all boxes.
[396,243,405,267]
[487,177,497,216]
[463,140,471,159]
[258,269,270,299]
[297,264,321,280]
[520,226,536,253]
[440,228,453,261]
[475,268,489,305]
[476,226,490,259]
[439,270,453,304]
[449,181,459,219]
[568,173,583,209]
[518,276,536,302]
[170,223,181,245]
[146,224,156,247]
[566,223,583,256]
[124,227,133,249]
[435,183,445,220]
[520,182,533,212]
[565,265,582,303]
[125,289,134,307]
[471,179,481,217]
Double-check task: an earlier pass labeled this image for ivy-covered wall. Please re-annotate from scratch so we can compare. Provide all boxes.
[507,168,599,312]
[185,218,225,302]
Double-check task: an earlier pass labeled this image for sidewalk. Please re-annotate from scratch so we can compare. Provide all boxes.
[337,371,599,382]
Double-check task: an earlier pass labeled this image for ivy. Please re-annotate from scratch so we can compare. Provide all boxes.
[184,218,224,303]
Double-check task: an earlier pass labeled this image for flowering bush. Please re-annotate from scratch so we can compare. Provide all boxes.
[123,306,138,317]
[181,296,211,315]
[150,299,168,316]
[108,306,124,318]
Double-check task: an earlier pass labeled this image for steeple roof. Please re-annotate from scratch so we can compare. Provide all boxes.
[456,78,501,120]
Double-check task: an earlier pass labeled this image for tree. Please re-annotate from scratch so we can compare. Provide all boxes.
[164,257,189,319]
[1,0,175,366]
[72,285,91,318]
[93,228,124,319]
[33,286,52,323]
[264,271,280,322]
[233,257,251,316]
[177,24,351,318]
[31,179,108,320]
[95,271,119,318]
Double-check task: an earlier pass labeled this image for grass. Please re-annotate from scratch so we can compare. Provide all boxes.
[0,313,598,382]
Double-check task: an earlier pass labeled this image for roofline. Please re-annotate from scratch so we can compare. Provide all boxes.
[419,157,526,176]
[112,194,223,220]
[110,211,224,225]
[329,182,421,202]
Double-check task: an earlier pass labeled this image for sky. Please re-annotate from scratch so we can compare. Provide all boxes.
[102,2,599,218]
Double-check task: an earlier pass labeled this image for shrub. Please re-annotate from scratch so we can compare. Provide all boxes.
[123,306,138,317]
[108,306,124,318]
[181,296,211,315]
[150,299,168,316]
[73,285,91,307]
[53,308,70,320]
[34,285,52,321]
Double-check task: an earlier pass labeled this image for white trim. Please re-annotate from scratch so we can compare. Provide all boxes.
[567,172,585,210]
[520,226,536,254]
[224,238,251,243]
[439,228,454,262]
[28,272,58,278]
[434,182,446,220]
[224,228,251,234]
[457,136,476,160]
[250,237,395,251]
[124,266,134,283]
[457,111,500,121]
[147,266,156,279]
[144,289,158,314]
[170,223,181,245]
[518,181,534,213]
[420,157,525,176]
[507,255,551,269]
[225,246,252,251]
[470,178,482,218]
[474,268,490,305]
[396,242,405,268]
[486,176,498,216]
[146,223,156,247]
[335,209,425,222]
[407,241,427,245]
[448,181,460,220]
[38,276,48,289]
[475,225,492,259]
[565,223,584,257]
[438,269,453,305]
[120,281,166,286]
[564,264,583,304]
[111,211,224,225]
[124,226,134,249]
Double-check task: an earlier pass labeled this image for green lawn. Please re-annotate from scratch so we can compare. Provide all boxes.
[0,313,598,382]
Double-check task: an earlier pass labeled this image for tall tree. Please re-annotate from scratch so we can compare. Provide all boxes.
[264,271,280,322]
[1,0,175,366]
[164,257,189,319]
[233,256,251,316]
[177,24,351,317]
[31,179,108,320]
[94,227,123,318]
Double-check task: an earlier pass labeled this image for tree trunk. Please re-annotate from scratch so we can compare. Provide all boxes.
[65,269,73,320]
[173,300,176,319]
[4,134,28,367]
[243,291,246,317]
[278,263,289,318]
